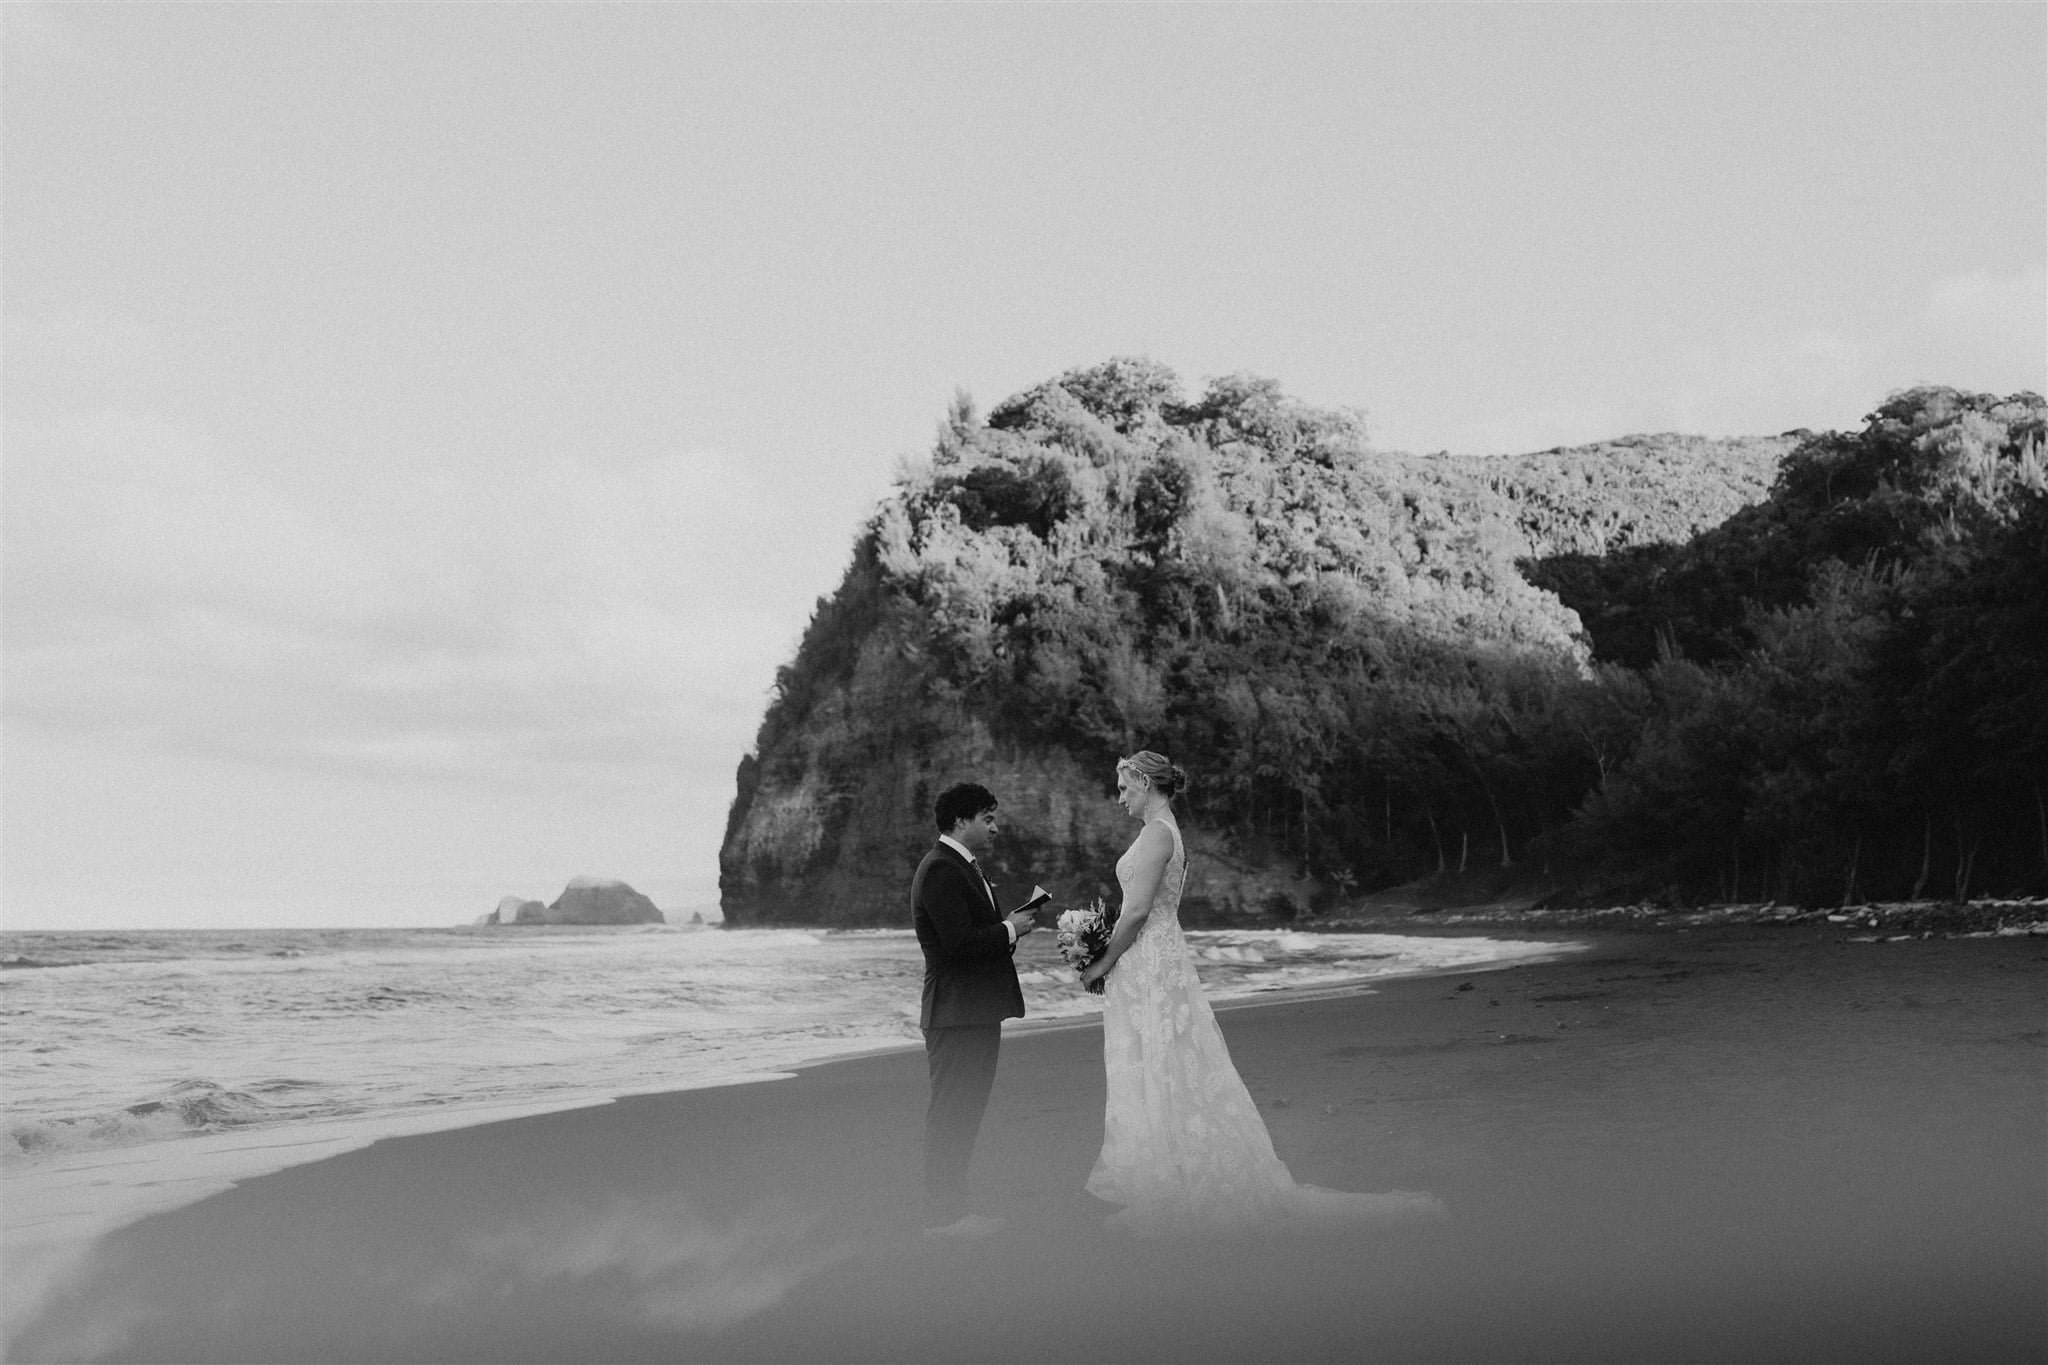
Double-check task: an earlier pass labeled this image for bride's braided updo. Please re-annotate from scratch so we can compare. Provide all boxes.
[1118,750,1190,798]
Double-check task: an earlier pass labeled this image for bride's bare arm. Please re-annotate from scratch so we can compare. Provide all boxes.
[1087,823,1174,976]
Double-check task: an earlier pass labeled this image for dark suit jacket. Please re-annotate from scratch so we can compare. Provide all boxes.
[912,841,1026,1030]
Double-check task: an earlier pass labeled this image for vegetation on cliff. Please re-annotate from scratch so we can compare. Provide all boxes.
[721,361,2045,924]
[1534,386,2047,903]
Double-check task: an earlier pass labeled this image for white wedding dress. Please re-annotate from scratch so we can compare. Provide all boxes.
[1085,816,1444,1234]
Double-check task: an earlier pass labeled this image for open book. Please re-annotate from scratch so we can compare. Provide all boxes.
[1008,885,1052,915]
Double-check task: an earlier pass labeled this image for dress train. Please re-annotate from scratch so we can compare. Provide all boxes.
[1085,817,1445,1235]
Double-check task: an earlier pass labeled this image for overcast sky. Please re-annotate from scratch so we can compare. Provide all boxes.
[3,3,2042,930]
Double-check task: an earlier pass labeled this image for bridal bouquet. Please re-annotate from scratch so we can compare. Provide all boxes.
[1054,898,1119,994]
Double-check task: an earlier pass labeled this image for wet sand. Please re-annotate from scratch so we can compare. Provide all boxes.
[10,928,2045,1363]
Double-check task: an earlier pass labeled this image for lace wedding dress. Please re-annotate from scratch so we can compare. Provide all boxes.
[1085,816,1444,1234]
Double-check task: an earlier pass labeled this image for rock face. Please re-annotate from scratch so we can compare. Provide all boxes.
[542,877,664,925]
[721,711,1321,928]
[724,719,1127,927]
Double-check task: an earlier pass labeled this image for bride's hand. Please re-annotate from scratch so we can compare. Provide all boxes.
[1079,961,1109,988]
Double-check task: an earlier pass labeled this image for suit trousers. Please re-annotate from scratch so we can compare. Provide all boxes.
[921,1022,1001,1225]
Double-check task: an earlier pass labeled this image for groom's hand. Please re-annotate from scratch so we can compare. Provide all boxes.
[1005,907,1039,938]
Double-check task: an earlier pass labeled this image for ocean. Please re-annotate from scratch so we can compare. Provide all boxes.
[0,921,1573,1321]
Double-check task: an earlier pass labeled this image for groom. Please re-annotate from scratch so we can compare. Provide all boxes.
[912,781,1042,1237]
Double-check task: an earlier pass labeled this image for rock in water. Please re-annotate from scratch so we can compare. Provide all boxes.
[492,896,546,926]
[544,877,664,925]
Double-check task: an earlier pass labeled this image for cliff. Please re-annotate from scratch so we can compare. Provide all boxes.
[721,364,2042,922]
[719,359,1788,926]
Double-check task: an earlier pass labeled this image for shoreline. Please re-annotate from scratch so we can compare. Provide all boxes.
[1,928,1577,1344]
[10,924,2044,1362]
[1338,895,2048,935]
[718,895,2048,943]
[820,930,1593,1061]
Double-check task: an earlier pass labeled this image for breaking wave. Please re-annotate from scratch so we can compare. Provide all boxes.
[7,1077,342,1158]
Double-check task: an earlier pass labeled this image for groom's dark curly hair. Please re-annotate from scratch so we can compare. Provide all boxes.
[933,782,998,832]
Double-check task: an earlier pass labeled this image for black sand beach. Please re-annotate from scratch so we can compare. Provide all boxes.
[10,927,2044,1363]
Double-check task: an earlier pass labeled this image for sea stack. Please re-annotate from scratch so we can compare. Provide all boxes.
[491,896,546,925]
[543,877,664,925]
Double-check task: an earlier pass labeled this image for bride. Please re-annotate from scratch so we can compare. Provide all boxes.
[1078,750,1445,1234]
